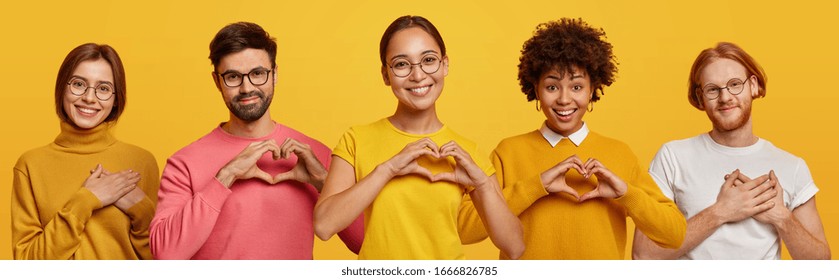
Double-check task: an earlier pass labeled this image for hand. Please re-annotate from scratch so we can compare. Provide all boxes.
[215,139,281,188]
[381,138,438,180]
[539,155,585,200]
[84,164,140,208]
[714,169,776,223]
[752,170,792,226]
[431,141,490,189]
[272,138,328,191]
[97,168,148,212]
[578,158,628,202]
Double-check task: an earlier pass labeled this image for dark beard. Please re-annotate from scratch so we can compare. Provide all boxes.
[226,91,272,122]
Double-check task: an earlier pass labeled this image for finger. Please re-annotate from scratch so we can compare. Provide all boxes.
[559,188,581,201]
[752,186,778,206]
[735,170,753,182]
[253,169,275,184]
[578,189,599,202]
[769,170,781,188]
[432,171,456,183]
[743,174,770,191]
[752,200,776,215]
[721,169,740,190]
[273,170,293,184]
[412,166,434,182]
[415,138,441,156]
[749,177,775,197]
[90,164,104,178]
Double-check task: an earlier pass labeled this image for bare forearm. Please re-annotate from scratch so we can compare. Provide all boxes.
[315,165,392,240]
[468,180,524,259]
[776,217,831,259]
[634,205,724,259]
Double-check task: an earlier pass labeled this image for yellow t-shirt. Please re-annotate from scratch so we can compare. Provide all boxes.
[333,118,494,259]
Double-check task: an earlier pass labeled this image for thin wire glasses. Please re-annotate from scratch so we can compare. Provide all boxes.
[66,77,115,101]
[387,54,442,78]
[700,76,751,100]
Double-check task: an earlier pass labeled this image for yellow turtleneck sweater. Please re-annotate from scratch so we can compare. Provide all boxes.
[12,122,159,259]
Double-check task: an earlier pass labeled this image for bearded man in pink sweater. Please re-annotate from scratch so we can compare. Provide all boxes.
[150,22,364,259]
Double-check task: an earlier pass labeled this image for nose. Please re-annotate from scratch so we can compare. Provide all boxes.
[81,87,97,103]
[239,76,258,93]
[556,88,572,105]
[717,87,735,103]
[408,64,426,82]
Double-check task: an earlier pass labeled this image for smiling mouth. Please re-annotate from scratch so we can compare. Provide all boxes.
[75,105,100,116]
[409,85,431,95]
[553,108,576,118]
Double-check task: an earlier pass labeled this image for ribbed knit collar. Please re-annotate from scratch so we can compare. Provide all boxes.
[52,121,117,154]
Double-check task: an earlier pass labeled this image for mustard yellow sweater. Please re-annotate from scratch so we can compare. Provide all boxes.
[459,130,685,259]
[12,122,159,259]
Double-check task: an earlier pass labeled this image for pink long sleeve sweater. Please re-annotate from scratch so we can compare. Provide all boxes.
[150,123,363,259]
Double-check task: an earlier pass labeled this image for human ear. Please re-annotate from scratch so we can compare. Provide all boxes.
[211,71,222,91]
[381,65,391,86]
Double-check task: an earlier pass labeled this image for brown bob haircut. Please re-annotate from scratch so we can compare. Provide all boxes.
[687,42,767,110]
[517,18,617,103]
[379,15,446,68]
[55,43,127,125]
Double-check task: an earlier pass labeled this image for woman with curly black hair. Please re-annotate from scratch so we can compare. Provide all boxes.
[461,18,686,259]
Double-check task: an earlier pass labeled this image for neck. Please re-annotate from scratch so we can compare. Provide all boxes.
[708,119,758,147]
[389,104,442,134]
[222,113,275,138]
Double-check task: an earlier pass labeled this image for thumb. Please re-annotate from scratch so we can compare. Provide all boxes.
[559,187,581,201]
[273,170,294,184]
[578,189,599,203]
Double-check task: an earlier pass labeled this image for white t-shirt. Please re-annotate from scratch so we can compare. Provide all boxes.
[649,133,818,259]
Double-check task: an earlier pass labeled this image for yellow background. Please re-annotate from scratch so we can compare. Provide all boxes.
[1,0,837,260]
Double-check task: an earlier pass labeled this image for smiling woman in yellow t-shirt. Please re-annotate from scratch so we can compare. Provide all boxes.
[313,15,523,260]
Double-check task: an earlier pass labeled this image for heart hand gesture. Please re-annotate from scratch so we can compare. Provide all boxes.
[578,158,628,202]
[431,141,490,189]
[539,155,586,200]
[215,139,281,188]
[381,138,438,180]
[272,138,328,191]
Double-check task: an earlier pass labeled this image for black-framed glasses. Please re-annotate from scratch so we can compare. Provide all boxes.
[215,68,272,87]
[66,77,115,101]
[700,76,751,100]
[387,54,442,78]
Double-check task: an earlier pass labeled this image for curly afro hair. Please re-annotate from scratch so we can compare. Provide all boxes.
[517,18,617,102]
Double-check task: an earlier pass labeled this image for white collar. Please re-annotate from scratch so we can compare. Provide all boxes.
[539,122,589,147]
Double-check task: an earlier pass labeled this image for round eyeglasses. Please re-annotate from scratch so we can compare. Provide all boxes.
[216,68,272,87]
[387,54,442,78]
[67,77,115,101]
[700,77,750,100]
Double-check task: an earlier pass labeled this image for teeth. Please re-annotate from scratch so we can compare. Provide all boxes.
[555,109,575,116]
[78,107,98,114]
[411,86,429,94]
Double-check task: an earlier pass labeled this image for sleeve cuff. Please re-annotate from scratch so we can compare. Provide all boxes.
[199,178,233,212]
[64,188,102,222]
[615,185,644,210]
[126,196,156,231]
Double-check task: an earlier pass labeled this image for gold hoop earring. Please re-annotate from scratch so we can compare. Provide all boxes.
[587,101,594,112]
[536,99,541,112]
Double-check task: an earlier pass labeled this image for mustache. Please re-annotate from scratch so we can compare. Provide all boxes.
[233,91,265,102]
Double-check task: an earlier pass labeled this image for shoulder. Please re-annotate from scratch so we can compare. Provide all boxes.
[759,139,803,163]
[495,130,541,152]
[586,131,634,154]
[277,123,330,153]
[14,144,53,173]
[166,127,223,163]
[113,141,157,162]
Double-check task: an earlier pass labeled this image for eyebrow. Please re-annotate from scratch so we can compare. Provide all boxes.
[219,67,270,75]
[544,72,585,81]
[70,75,114,85]
[390,50,440,61]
